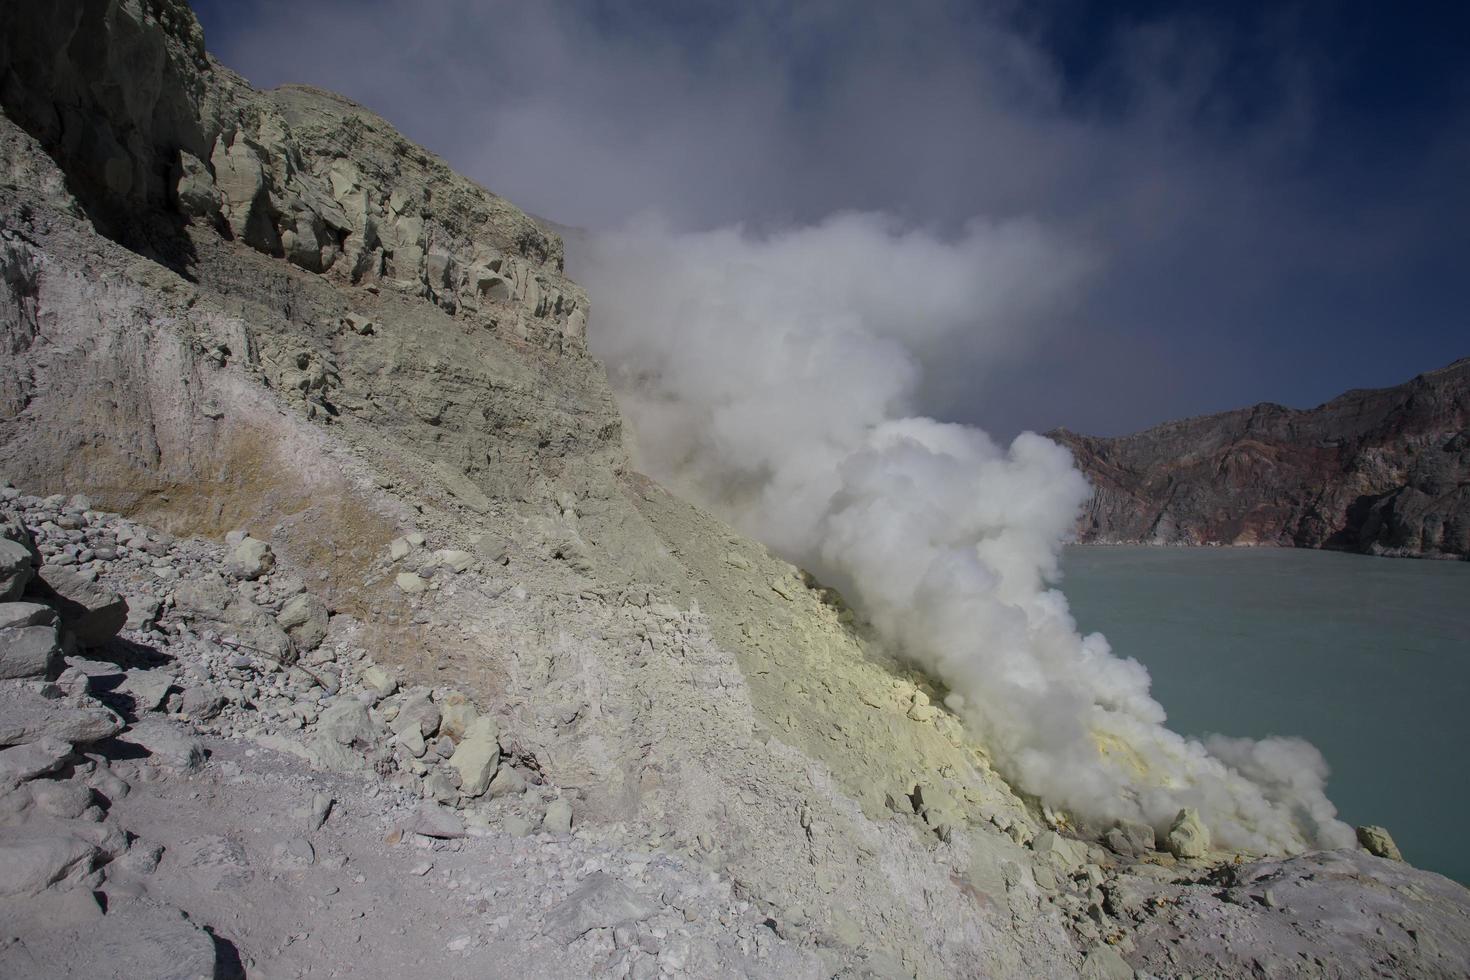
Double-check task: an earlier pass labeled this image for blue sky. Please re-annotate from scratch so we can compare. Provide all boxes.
[192,0,1467,437]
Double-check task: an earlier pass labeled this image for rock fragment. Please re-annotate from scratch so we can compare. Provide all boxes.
[228,536,275,580]
[0,624,61,679]
[544,872,655,945]
[30,566,127,647]
[448,715,500,797]
[0,686,123,746]
[1357,825,1404,862]
[1164,807,1210,859]
[276,592,329,651]
[0,538,35,600]
[543,797,573,834]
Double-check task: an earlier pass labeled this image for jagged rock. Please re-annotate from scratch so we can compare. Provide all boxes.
[0,623,60,678]
[276,592,329,651]
[0,537,33,600]
[28,566,127,647]
[1165,808,1210,859]
[228,536,275,579]
[1357,825,1404,862]
[544,872,656,945]
[0,686,123,746]
[543,797,573,834]
[448,715,500,797]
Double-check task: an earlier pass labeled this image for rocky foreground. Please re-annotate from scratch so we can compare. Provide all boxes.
[1050,358,1470,558]
[1,2,1469,977]
[4,486,1469,979]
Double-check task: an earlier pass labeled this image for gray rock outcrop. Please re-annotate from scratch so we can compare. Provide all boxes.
[1050,358,1470,558]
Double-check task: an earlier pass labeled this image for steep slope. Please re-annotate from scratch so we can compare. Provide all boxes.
[1,3,1468,978]
[1050,359,1470,558]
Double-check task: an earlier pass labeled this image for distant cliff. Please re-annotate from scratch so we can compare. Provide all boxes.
[1049,358,1470,559]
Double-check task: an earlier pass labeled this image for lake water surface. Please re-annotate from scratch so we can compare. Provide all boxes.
[1060,545,1470,884]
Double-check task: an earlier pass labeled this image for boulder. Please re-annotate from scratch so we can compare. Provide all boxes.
[0,898,220,978]
[0,537,34,600]
[276,592,329,651]
[544,872,655,945]
[1357,825,1404,862]
[1033,830,1089,870]
[1104,820,1157,859]
[405,803,466,839]
[432,549,474,573]
[0,601,55,630]
[223,597,295,663]
[448,715,500,797]
[0,686,123,746]
[0,623,61,678]
[1165,808,1211,860]
[438,691,478,739]
[0,737,73,783]
[28,566,128,647]
[543,797,573,834]
[315,698,378,747]
[391,691,441,740]
[360,664,398,697]
[30,779,96,820]
[171,577,233,620]
[174,149,221,221]
[120,669,175,711]
[228,536,275,579]
[0,833,100,896]
[487,765,526,799]
[395,572,427,594]
[123,719,206,773]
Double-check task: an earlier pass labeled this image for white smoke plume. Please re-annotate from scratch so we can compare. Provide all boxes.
[578,212,1354,854]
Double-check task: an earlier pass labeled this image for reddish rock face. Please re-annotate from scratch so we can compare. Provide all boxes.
[1048,358,1470,559]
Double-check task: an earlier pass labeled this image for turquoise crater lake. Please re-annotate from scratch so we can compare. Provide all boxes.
[1060,545,1470,884]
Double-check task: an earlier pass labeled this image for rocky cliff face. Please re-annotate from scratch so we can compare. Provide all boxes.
[1,3,1467,978]
[1050,359,1470,558]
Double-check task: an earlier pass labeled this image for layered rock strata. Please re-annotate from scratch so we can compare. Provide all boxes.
[1050,358,1470,558]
